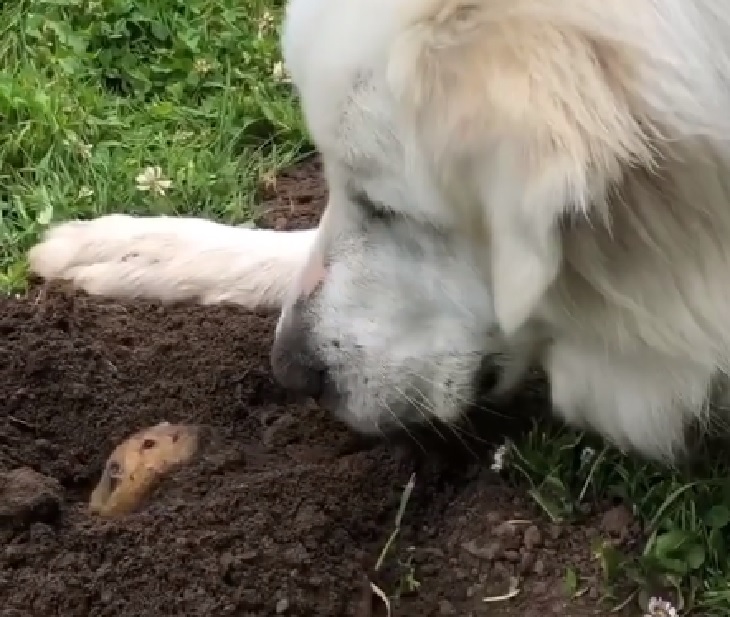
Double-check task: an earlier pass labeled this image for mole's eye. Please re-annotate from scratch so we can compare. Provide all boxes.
[142,438,157,449]
[107,460,122,477]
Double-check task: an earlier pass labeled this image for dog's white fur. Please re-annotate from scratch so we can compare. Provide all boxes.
[28,0,730,461]
[30,214,317,308]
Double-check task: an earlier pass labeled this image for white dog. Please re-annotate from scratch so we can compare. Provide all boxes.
[28,0,730,462]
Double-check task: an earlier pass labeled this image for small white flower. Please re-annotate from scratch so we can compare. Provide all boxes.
[580,446,596,466]
[78,186,94,199]
[272,61,291,83]
[491,443,508,472]
[645,596,678,617]
[135,166,172,196]
[78,142,93,159]
[257,11,275,37]
[193,58,213,75]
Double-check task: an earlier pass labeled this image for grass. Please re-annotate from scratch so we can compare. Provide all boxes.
[2,1,730,616]
[501,425,730,615]
[0,0,308,291]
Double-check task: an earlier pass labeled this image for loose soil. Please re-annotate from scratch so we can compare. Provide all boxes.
[1,157,639,616]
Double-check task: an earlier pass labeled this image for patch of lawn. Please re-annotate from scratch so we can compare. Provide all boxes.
[0,0,308,291]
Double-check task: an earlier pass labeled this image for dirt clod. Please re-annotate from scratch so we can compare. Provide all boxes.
[600,504,635,539]
[524,525,543,550]
[0,467,63,528]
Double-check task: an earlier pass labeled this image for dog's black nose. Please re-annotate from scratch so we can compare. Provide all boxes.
[271,304,327,397]
[273,357,327,398]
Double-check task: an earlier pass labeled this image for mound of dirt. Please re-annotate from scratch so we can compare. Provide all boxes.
[0,157,631,616]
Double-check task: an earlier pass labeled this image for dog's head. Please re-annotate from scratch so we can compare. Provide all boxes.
[270,0,662,436]
[271,182,536,435]
[268,0,577,436]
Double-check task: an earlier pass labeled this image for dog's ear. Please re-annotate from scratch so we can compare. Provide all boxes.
[387,2,654,335]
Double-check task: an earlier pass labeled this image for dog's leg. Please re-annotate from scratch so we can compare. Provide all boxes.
[27,214,317,309]
[545,340,714,461]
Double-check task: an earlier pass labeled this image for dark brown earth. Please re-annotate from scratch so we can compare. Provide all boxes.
[0,157,638,616]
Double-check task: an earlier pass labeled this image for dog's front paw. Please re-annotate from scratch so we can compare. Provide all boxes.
[26,214,316,308]
[28,214,144,282]
[26,214,206,302]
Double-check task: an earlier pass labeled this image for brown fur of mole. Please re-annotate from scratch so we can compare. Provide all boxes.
[89,422,200,517]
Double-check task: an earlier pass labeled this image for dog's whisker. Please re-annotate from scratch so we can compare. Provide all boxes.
[382,398,429,454]
[401,367,514,420]
[400,381,484,458]
[390,383,450,441]
[364,379,428,448]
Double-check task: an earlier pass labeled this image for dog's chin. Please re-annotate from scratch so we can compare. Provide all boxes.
[319,359,509,438]
[321,388,436,437]
[327,399,408,437]
[324,389,474,440]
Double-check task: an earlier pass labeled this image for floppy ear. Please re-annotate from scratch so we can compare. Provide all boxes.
[387,2,654,335]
